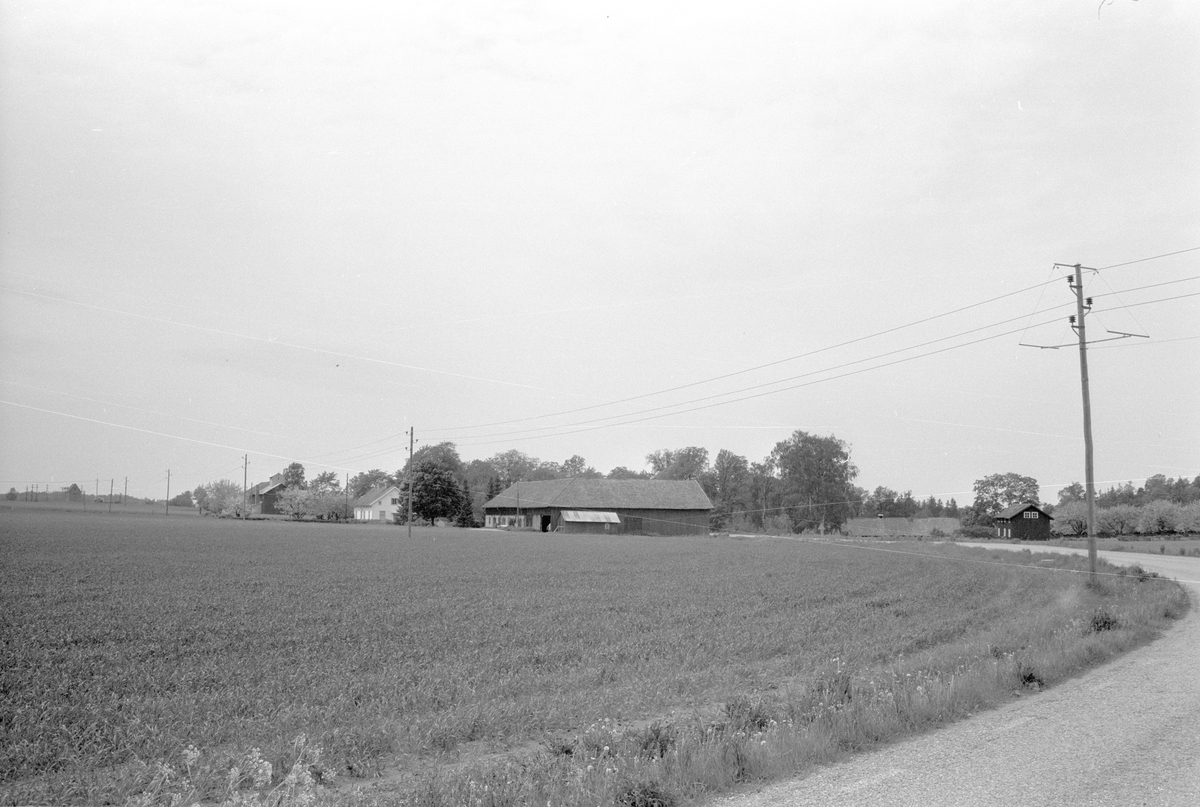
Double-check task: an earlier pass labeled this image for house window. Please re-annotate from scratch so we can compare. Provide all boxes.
[379,510,387,520]
[391,498,399,505]
[1024,511,1038,519]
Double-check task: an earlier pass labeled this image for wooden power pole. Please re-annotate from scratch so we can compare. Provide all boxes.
[1069,264,1099,583]
[1027,263,1143,583]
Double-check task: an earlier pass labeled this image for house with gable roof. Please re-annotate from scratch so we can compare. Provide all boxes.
[353,484,404,522]
[482,478,713,535]
[994,502,1054,541]
[247,473,287,515]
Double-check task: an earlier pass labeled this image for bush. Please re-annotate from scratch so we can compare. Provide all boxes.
[1052,502,1089,537]
[1097,504,1139,536]
[1138,500,1182,535]
[198,480,243,517]
[1176,503,1200,534]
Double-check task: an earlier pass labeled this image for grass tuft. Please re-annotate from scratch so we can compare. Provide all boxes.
[615,779,676,807]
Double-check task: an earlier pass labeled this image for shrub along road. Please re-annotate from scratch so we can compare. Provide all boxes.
[711,546,1200,807]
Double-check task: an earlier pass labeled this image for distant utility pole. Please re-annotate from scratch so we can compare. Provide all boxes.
[165,469,171,516]
[123,477,128,508]
[407,428,416,539]
[108,479,114,514]
[242,455,248,521]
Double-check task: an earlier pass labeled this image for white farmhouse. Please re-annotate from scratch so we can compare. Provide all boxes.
[353,485,403,522]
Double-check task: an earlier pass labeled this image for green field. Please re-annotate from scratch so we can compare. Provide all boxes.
[0,511,1187,806]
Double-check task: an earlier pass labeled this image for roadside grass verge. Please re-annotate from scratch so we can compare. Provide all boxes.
[0,513,1188,806]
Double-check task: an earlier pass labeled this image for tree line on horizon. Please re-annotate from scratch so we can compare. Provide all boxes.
[176,439,1199,534]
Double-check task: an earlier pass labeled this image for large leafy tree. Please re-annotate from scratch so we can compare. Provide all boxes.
[455,479,475,527]
[403,442,464,480]
[403,462,465,524]
[706,449,749,529]
[1057,481,1085,507]
[349,469,392,500]
[769,431,858,533]
[281,462,306,489]
[561,455,601,478]
[607,466,650,480]
[487,450,541,488]
[967,472,1040,525]
[646,447,710,480]
[528,461,562,481]
[169,490,194,508]
[310,471,340,494]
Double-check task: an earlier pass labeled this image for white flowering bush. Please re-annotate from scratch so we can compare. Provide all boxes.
[1138,500,1182,535]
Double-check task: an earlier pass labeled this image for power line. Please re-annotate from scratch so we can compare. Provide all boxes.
[1095,245,1200,271]
[434,304,1080,444]
[442,290,1200,448]
[428,275,1197,442]
[429,276,1067,436]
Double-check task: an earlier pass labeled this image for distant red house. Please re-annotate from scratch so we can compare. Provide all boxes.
[994,502,1053,541]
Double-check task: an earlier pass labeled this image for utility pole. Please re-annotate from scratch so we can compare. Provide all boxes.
[123,477,128,508]
[407,428,415,539]
[242,455,248,521]
[1026,263,1143,583]
[1069,265,1098,583]
[108,479,114,514]
[165,469,171,516]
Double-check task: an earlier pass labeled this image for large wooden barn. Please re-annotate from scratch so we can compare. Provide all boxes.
[483,479,713,536]
[994,502,1054,541]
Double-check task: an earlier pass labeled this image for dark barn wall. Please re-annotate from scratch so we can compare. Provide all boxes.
[486,506,710,536]
[997,512,1052,541]
[1012,513,1051,540]
[615,508,708,536]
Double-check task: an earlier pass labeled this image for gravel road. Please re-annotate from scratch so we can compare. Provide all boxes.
[709,545,1200,807]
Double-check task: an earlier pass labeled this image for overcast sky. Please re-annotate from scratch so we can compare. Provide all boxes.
[1,0,1197,504]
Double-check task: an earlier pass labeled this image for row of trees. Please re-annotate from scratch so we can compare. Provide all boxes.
[1057,474,1200,509]
[194,447,1198,535]
[265,432,863,532]
[1053,500,1200,536]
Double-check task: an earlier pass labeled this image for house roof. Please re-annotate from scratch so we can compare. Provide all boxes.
[995,502,1053,520]
[484,479,713,511]
[352,485,401,508]
[249,480,285,496]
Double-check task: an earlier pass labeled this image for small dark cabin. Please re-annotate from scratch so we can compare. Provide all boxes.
[994,502,1053,541]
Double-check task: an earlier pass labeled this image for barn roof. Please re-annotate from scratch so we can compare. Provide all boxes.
[995,502,1053,520]
[484,479,713,511]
